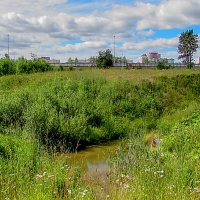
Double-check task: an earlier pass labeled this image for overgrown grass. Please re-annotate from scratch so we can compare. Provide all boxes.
[0,69,200,199]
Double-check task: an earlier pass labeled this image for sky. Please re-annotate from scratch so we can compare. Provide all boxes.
[0,0,200,62]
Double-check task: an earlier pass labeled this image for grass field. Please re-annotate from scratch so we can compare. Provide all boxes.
[0,68,200,199]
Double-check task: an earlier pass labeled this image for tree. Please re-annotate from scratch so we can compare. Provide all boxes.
[178,30,198,68]
[68,57,74,66]
[156,60,169,70]
[96,49,113,68]
[89,56,96,67]
[75,57,78,67]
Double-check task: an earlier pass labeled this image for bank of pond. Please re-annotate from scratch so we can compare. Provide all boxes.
[0,73,200,199]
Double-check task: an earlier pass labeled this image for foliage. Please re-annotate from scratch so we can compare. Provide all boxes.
[0,57,52,76]
[156,60,170,70]
[178,29,198,66]
[0,58,16,75]
[96,49,113,68]
[59,65,64,71]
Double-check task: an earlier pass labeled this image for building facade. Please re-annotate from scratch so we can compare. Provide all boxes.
[141,52,161,63]
[196,57,200,64]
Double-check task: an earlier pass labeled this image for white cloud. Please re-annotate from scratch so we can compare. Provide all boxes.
[135,0,200,30]
[63,41,107,52]
[123,37,178,50]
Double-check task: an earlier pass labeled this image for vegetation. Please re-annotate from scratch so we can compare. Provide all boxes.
[178,29,198,68]
[96,49,113,68]
[0,57,52,76]
[156,60,169,70]
[0,69,200,199]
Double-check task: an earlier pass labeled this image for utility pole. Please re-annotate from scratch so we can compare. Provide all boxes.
[7,34,10,58]
[113,35,116,66]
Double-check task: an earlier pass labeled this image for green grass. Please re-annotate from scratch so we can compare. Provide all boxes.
[0,68,200,199]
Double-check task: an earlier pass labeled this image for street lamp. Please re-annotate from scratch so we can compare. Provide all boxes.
[113,35,115,66]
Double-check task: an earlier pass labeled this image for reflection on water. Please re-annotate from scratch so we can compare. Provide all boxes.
[65,141,120,173]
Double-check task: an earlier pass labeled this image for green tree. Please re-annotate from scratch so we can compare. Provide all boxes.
[75,57,78,67]
[68,57,74,66]
[96,49,113,68]
[89,56,96,67]
[178,29,198,68]
[156,60,169,70]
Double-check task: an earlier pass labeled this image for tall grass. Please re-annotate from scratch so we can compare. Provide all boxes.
[0,70,200,199]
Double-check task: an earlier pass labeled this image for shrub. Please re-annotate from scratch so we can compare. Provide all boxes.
[156,60,169,70]
[0,58,16,75]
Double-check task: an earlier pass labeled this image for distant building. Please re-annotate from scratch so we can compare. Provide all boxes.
[40,56,50,61]
[141,54,148,63]
[48,59,60,64]
[196,57,200,64]
[147,52,161,62]
[40,56,60,64]
[167,58,175,64]
[140,52,161,63]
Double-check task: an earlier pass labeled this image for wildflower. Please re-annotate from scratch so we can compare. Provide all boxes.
[160,174,164,178]
[81,192,86,197]
[43,172,47,176]
[36,174,43,179]
[67,189,72,195]
[36,172,47,179]
[123,184,130,189]
[84,189,88,193]
[48,175,55,179]
[154,170,164,175]
[9,174,15,176]
[145,168,151,172]
[126,175,131,180]
[121,174,124,178]
[116,179,120,184]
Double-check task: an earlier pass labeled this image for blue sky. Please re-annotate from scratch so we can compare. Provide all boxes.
[0,0,199,62]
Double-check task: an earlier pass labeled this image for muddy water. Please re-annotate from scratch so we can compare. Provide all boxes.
[65,140,120,173]
[64,141,121,196]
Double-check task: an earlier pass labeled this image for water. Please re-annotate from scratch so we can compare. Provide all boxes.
[65,140,120,172]
[62,141,120,196]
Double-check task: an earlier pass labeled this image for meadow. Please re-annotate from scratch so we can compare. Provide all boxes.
[0,68,200,199]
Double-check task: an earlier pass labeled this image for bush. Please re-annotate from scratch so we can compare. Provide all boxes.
[0,58,16,75]
[0,57,52,76]
[186,62,194,69]
[59,65,64,71]
[156,60,169,70]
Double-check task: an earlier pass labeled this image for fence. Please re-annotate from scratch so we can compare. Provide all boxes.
[50,62,200,68]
